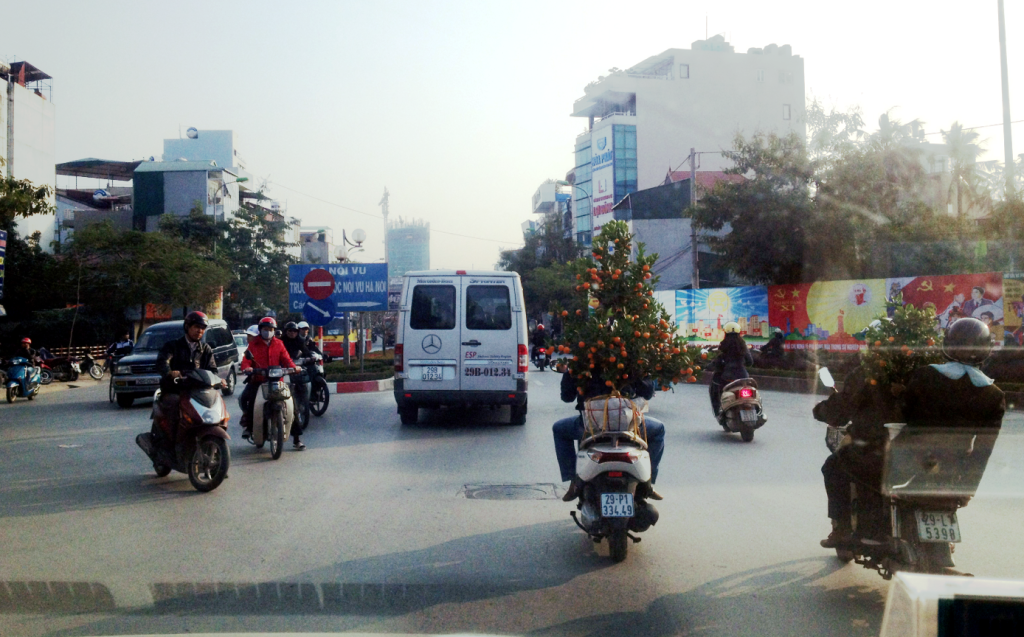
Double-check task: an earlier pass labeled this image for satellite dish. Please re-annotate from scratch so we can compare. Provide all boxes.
[186,127,199,139]
[93,189,109,201]
[352,229,367,245]
[148,156,155,161]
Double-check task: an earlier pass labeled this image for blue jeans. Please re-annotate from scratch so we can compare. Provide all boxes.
[552,414,665,483]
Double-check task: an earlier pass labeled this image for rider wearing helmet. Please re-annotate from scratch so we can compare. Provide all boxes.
[245,324,260,344]
[709,322,753,416]
[531,324,547,360]
[16,337,38,363]
[296,321,324,358]
[154,312,219,448]
[902,317,1005,431]
[280,321,311,433]
[239,317,303,449]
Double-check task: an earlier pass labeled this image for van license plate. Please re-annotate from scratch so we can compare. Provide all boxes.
[422,366,443,381]
[740,408,757,422]
[601,493,634,517]
[915,511,961,543]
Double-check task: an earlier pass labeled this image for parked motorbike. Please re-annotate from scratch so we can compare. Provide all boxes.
[567,395,660,562]
[83,353,104,380]
[816,368,991,579]
[245,364,296,460]
[40,357,81,383]
[307,354,330,418]
[5,357,42,403]
[39,361,54,385]
[715,378,766,442]
[134,369,230,492]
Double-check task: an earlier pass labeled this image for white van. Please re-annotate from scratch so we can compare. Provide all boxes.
[393,270,529,425]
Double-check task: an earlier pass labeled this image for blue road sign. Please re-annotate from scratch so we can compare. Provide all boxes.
[302,297,334,326]
[289,263,390,315]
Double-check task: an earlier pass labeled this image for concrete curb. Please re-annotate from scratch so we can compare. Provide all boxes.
[331,376,394,394]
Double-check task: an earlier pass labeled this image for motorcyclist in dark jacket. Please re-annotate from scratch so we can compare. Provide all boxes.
[553,370,664,502]
[531,324,547,359]
[709,323,753,416]
[154,312,218,448]
[281,322,311,432]
[297,321,324,358]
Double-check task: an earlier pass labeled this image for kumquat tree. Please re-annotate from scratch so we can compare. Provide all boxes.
[553,220,698,396]
[860,300,944,390]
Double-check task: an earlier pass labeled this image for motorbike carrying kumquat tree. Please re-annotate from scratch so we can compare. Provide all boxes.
[554,220,698,397]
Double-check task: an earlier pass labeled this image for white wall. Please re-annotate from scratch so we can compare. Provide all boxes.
[7,82,56,247]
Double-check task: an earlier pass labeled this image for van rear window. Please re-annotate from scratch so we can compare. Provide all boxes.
[411,285,456,330]
[466,286,512,330]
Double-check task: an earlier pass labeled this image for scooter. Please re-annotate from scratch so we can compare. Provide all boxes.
[5,357,42,403]
[134,369,231,492]
[567,395,660,562]
[815,368,992,579]
[716,378,766,442]
[83,353,104,380]
[40,357,81,383]
[245,365,296,460]
[307,354,330,418]
[532,348,548,371]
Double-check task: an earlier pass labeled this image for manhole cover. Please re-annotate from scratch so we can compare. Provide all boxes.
[461,483,560,500]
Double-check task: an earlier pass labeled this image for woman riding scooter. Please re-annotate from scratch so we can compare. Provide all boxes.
[709,322,753,416]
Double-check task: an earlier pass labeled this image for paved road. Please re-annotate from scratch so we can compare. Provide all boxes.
[1,373,1022,636]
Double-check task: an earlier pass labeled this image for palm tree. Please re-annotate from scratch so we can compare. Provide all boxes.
[941,122,988,219]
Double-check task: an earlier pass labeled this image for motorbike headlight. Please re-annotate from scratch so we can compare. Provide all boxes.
[201,407,222,424]
[115,365,131,375]
[269,368,285,378]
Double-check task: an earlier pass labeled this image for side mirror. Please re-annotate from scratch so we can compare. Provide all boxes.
[818,367,836,389]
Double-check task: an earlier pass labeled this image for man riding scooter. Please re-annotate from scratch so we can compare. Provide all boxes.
[281,322,311,432]
[531,324,547,364]
[153,312,219,451]
[239,317,304,450]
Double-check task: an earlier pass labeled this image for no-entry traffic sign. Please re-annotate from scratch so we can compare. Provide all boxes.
[303,268,335,300]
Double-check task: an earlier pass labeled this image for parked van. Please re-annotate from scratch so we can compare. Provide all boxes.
[393,270,529,425]
[112,319,240,408]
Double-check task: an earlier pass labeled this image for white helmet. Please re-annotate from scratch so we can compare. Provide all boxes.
[245,325,259,337]
[297,321,310,330]
[723,322,741,334]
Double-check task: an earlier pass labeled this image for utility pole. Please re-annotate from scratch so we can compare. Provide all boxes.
[999,0,1015,197]
[379,187,390,273]
[689,147,700,290]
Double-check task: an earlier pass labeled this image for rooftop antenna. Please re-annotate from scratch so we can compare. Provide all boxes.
[706,15,707,40]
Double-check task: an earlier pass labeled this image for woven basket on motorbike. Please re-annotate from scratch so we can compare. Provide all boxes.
[583,392,646,442]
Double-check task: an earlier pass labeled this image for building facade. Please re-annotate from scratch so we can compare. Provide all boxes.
[531,179,573,240]
[386,218,430,278]
[164,130,249,180]
[132,160,241,231]
[570,36,806,244]
[1,61,56,248]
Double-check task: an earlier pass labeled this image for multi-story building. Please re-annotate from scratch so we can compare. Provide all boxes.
[132,160,243,231]
[1,61,56,248]
[569,35,806,244]
[164,129,250,182]
[532,179,573,240]
[386,218,430,278]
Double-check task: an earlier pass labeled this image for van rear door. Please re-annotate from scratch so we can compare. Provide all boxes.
[402,277,461,393]
[460,277,517,392]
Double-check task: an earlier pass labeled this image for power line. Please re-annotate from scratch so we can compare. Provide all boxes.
[922,119,1024,136]
[268,181,521,246]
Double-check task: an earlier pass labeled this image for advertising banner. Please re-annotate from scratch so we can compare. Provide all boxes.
[676,286,771,343]
[203,286,224,320]
[887,272,1004,341]
[590,125,616,235]
[769,279,887,350]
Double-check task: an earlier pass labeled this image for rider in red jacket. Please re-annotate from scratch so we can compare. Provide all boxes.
[239,317,302,448]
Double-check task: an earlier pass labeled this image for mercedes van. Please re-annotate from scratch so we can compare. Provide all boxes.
[393,270,529,425]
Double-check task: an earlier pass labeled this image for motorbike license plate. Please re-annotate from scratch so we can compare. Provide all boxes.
[915,511,961,543]
[740,408,757,422]
[601,493,634,518]
[422,366,443,381]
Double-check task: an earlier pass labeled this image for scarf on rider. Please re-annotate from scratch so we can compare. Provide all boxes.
[929,362,994,387]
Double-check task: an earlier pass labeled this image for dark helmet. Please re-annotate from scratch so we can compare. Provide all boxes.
[943,317,992,365]
[184,311,209,330]
[258,317,277,330]
[284,321,298,332]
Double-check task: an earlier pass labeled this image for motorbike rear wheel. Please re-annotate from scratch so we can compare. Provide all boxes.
[269,411,285,460]
[188,437,229,492]
[154,463,172,478]
[40,369,53,385]
[309,379,329,417]
[88,364,104,381]
[608,529,629,562]
[740,425,755,442]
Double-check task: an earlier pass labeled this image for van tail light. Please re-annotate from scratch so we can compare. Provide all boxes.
[587,449,642,464]
[394,344,404,373]
[738,387,755,399]
[518,344,528,372]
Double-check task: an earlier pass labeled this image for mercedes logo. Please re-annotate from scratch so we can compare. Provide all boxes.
[421,334,442,354]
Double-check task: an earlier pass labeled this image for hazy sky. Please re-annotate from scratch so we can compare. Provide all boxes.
[6,0,1022,269]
